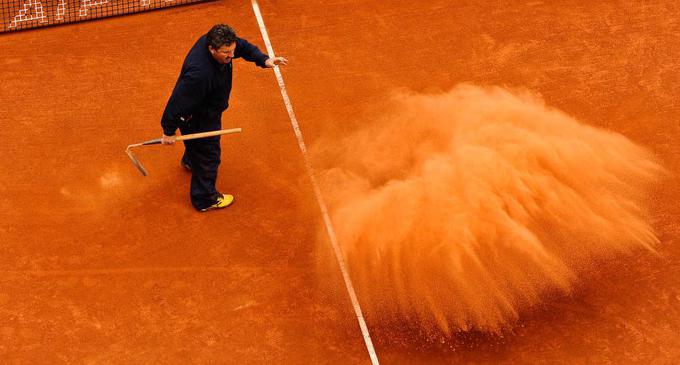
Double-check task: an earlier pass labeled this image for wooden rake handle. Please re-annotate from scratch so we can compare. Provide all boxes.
[177,128,242,141]
[138,128,242,146]
[125,128,242,176]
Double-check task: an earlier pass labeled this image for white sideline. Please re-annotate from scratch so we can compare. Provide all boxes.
[250,1,380,364]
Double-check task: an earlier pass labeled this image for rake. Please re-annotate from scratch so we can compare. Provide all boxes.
[125,128,242,176]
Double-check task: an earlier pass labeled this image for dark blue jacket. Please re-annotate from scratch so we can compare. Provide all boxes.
[161,35,269,136]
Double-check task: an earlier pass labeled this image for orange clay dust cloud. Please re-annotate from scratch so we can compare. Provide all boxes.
[312,84,663,337]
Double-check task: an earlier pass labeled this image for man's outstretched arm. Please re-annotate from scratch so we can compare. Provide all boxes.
[235,37,288,68]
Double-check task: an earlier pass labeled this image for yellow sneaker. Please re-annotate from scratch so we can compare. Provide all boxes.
[199,194,234,212]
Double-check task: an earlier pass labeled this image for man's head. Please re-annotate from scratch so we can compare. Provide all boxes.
[207,24,237,64]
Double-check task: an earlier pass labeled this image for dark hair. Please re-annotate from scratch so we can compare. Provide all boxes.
[206,24,237,49]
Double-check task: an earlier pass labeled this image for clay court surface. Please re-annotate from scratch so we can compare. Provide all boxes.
[1,0,679,364]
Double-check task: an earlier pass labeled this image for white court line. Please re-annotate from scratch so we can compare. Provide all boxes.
[250,1,380,364]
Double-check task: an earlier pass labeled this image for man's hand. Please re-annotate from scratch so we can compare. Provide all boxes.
[265,56,288,68]
[161,134,176,145]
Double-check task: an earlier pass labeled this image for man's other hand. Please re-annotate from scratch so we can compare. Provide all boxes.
[265,57,288,68]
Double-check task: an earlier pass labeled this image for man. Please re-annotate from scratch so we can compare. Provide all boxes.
[160,24,287,212]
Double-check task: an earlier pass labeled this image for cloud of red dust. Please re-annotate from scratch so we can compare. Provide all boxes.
[313,84,663,335]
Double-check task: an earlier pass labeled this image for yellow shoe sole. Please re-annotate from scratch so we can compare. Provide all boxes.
[200,194,234,212]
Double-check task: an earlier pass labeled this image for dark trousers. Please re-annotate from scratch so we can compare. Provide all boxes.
[180,125,222,210]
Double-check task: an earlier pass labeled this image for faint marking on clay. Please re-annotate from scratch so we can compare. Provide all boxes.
[1,266,237,277]
[100,171,122,188]
[233,300,259,311]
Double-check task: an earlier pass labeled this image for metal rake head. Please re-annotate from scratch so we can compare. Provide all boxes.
[125,144,149,176]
